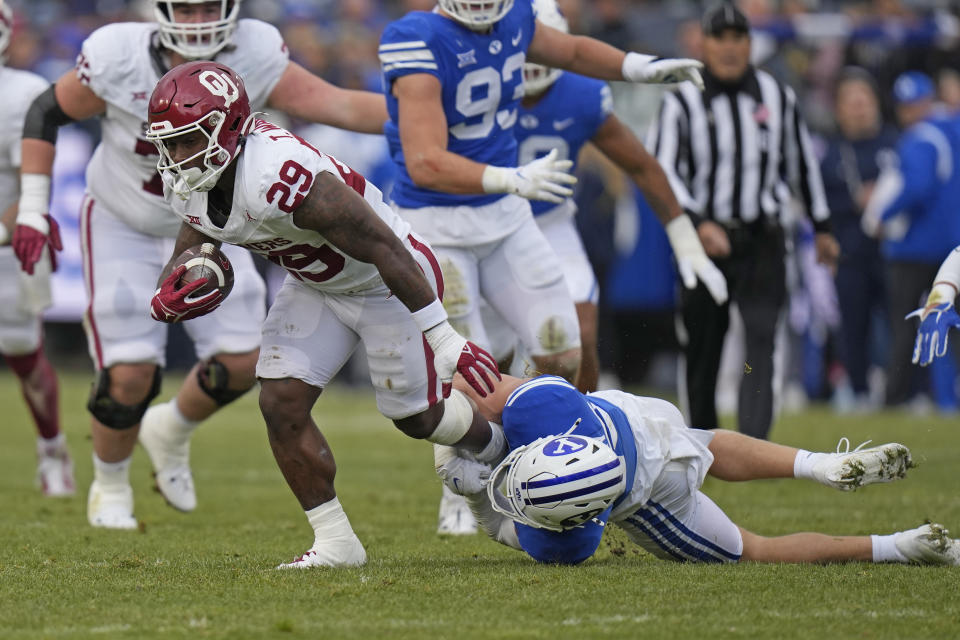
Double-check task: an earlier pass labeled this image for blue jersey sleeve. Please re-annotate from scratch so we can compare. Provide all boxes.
[878,134,941,222]
[516,507,611,565]
[379,15,443,86]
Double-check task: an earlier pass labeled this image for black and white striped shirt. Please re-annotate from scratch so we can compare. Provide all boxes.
[648,68,830,231]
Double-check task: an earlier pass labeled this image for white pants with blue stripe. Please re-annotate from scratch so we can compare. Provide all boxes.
[614,461,743,563]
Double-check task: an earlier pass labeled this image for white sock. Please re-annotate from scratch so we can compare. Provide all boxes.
[871,533,908,563]
[37,433,67,455]
[166,398,201,440]
[793,449,828,479]
[474,421,507,464]
[305,497,357,545]
[92,453,131,488]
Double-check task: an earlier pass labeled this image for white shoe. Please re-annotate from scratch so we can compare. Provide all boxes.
[139,403,197,512]
[894,523,960,566]
[437,484,478,535]
[87,480,137,530]
[36,436,76,497]
[276,535,367,569]
[811,439,913,491]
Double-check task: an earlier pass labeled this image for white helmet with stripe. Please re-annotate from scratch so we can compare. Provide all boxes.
[524,0,568,96]
[153,0,240,60]
[438,0,514,29]
[487,434,625,531]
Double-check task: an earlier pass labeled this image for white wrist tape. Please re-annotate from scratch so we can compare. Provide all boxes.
[481,164,514,195]
[621,52,656,82]
[427,388,474,445]
[18,173,51,230]
[411,298,448,332]
[664,215,705,259]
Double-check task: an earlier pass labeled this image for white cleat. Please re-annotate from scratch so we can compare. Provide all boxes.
[87,481,137,530]
[36,436,76,497]
[437,484,478,535]
[277,535,367,569]
[139,403,197,512]
[811,439,913,491]
[894,523,960,566]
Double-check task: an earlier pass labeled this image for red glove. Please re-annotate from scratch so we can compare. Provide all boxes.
[150,265,224,323]
[13,214,62,274]
[424,321,501,398]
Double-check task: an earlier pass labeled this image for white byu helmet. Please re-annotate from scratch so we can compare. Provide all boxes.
[487,434,626,532]
[438,0,514,29]
[524,0,567,96]
[0,1,13,66]
[153,0,241,60]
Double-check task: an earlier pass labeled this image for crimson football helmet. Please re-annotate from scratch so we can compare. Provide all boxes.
[0,1,13,66]
[438,0,514,29]
[146,61,254,198]
[153,0,240,59]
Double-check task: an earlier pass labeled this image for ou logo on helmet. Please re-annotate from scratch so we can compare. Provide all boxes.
[198,70,239,108]
[543,436,587,456]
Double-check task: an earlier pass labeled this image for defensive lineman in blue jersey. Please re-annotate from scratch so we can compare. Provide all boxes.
[489,0,727,392]
[380,0,707,535]
[433,373,960,566]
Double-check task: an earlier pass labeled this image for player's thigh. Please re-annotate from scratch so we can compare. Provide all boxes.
[482,217,580,356]
[333,288,444,420]
[184,245,266,360]
[80,195,169,369]
[537,212,599,305]
[0,249,43,355]
[615,462,743,563]
[256,277,359,389]
[431,244,491,350]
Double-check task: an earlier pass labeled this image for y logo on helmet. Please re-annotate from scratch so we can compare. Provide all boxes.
[198,71,239,108]
[543,436,587,456]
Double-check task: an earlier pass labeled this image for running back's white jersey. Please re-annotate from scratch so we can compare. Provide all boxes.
[0,67,49,212]
[166,120,413,294]
[78,20,288,237]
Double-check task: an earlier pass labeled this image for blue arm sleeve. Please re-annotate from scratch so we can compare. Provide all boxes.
[515,507,610,565]
[879,138,939,222]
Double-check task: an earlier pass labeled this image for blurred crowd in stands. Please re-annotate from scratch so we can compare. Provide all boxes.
[6,0,960,416]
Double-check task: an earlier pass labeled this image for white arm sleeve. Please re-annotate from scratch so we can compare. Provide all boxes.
[930,246,960,305]
[463,491,521,550]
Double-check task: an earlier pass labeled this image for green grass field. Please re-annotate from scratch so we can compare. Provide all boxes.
[1,370,958,639]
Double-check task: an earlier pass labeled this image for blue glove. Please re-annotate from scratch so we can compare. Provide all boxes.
[907,302,960,366]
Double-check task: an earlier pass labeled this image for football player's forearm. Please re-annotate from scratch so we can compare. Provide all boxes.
[406,148,487,194]
[375,244,438,312]
[630,167,683,227]
[564,35,626,81]
[20,138,55,176]
[337,90,388,135]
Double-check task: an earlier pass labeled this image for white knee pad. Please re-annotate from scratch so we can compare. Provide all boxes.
[428,389,474,445]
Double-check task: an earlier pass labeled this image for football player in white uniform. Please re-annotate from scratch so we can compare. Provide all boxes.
[12,0,389,529]
[0,1,75,497]
[145,61,505,568]
[435,373,958,567]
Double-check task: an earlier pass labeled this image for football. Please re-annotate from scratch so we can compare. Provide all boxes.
[172,242,234,299]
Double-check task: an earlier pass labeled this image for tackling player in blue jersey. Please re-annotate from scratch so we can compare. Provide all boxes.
[490,0,727,392]
[433,373,960,567]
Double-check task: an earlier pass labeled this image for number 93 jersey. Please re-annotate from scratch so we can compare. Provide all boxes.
[380,2,535,209]
[517,72,613,217]
[165,121,413,295]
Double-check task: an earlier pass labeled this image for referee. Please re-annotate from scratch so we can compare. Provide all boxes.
[648,3,839,439]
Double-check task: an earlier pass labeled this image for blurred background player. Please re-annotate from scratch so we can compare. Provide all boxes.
[648,2,839,440]
[435,373,958,568]
[862,71,960,408]
[12,0,388,529]
[489,0,727,392]
[909,245,960,367]
[144,61,502,567]
[0,0,74,497]
[379,0,706,535]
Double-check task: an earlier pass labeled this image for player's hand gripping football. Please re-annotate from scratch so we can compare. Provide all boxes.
[424,321,500,397]
[907,301,960,366]
[481,148,577,204]
[150,265,225,323]
[13,212,62,275]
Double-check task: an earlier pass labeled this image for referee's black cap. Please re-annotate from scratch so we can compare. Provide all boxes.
[702,2,750,36]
